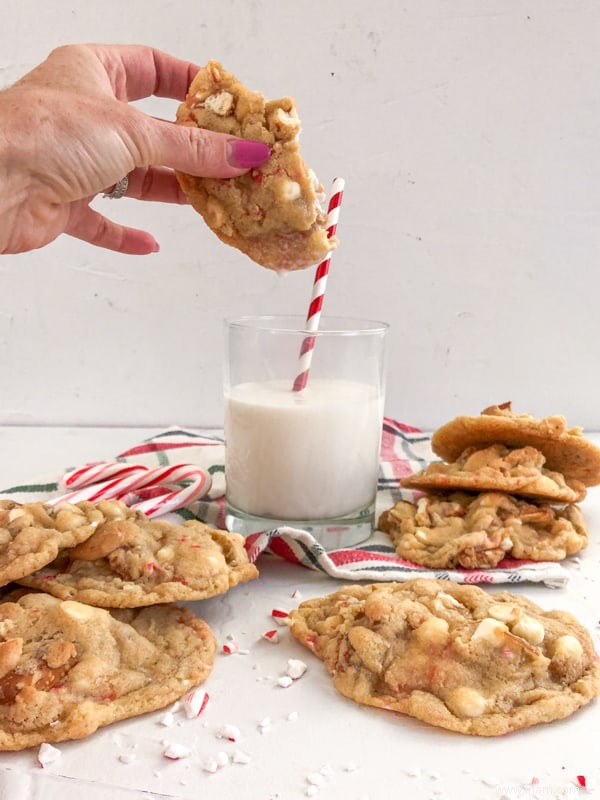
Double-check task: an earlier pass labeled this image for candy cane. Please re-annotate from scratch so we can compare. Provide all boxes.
[49,462,211,518]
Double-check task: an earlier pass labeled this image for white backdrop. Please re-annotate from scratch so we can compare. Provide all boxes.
[1,0,599,430]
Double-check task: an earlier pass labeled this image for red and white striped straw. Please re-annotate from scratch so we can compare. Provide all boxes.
[292,177,345,392]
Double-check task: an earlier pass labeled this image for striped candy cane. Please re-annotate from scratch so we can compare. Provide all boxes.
[49,462,211,518]
[292,177,345,392]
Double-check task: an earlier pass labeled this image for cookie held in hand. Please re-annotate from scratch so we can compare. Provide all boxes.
[0,592,216,750]
[176,60,336,271]
[288,580,600,736]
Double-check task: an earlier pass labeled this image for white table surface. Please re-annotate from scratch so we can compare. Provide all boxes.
[0,426,598,800]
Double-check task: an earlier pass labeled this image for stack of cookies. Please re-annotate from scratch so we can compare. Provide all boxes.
[379,403,600,569]
[0,498,258,750]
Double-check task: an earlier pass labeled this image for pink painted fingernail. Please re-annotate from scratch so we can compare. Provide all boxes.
[227,139,271,169]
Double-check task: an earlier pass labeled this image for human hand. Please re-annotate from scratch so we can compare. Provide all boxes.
[0,44,271,255]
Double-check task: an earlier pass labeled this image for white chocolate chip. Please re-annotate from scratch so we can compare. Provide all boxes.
[414,616,449,646]
[488,603,523,625]
[281,180,301,201]
[511,615,545,645]
[203,91,234,116]
[7,508,26,521]
[61,600,102,622]
[445,687,487,718]
[273,107,300,130]
[553,635,583,658]
[415,529,429,543]
[471,618,509,646]
[156,546,174,561]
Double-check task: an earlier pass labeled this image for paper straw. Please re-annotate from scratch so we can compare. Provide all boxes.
[292,177,345,392]
[49,462,212,518]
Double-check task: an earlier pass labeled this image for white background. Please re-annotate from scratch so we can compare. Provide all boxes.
[1,0,600,430]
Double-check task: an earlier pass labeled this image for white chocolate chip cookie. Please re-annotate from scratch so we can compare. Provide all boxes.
[18,499,258,607]
[0,500,103,588]
[288,580,600,736]
[378,492,587,568]
[431,403,600,486]
[0,592,216,750]
[176,60,336,271]
[401,444,586,503]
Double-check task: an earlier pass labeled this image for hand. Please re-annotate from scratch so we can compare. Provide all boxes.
[0,44,270,255]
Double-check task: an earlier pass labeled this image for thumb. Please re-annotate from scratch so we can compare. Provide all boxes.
[140,116,271,178]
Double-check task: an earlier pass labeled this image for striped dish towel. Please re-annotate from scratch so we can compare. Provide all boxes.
[0,420,570,587]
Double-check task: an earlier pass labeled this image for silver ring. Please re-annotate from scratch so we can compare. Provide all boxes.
[103,175,129,199]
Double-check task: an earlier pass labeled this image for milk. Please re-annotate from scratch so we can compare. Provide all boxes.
[225,378,383,520]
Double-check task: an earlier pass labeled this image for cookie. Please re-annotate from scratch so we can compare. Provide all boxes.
[288,580,600,736]
[18,499,258,607]
[175,60,336,271]
[0,592,216,749]
[0,500,104,589]
[378,492,587,568]
[401,444,586,503]
[431,403,600,486]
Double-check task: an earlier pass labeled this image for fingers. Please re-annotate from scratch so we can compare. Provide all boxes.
[124,167,188,204]
[66,205,159,255]
[141,116,271,178]
[89,44,202,102]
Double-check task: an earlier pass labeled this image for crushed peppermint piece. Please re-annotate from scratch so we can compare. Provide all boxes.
[215,751,229,767]
[233,750,252,765]
[481,776,500,787]
[343,762,358,772]
[160,712,175,726]
[287,659,308,680]
[37,743,61,768]
[217,723,241,742]
[575,775,597,791]
[429,771,441,780]
[320,764,334,777]
[258,717,271,731]
[287,711,299,721]
[307,773,326,787]
[271,608,290,626]
[184,688,209,718]
[277,676,294,688]
[119,753,136,764]
[223,642,241,654]
[202,757,219,773]
[170,701,181,713]
[406,767,421,777]
[163,743,191,760]
[305,787,319,797]
[263,629,280,643]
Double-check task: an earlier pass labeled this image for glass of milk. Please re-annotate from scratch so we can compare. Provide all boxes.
[224,316,388,549]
